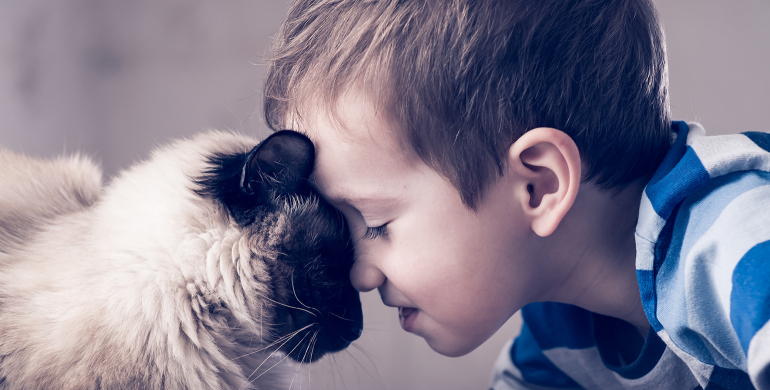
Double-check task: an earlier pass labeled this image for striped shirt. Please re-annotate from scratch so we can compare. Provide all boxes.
[491,122,770,390]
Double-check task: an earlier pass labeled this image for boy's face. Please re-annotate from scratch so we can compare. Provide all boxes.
[302,93,545,357]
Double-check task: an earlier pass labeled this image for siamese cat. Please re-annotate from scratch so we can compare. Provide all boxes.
[0,130,363,390]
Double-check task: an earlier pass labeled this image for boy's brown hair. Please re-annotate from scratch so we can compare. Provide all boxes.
[264,0,671,208]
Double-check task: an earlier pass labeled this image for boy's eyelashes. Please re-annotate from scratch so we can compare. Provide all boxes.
[362,223,388,240]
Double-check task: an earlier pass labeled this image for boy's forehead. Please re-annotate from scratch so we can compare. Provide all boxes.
[316,184,404,210]
[309,144,412,210]
[292,90,413,157]
[291,92,423,206]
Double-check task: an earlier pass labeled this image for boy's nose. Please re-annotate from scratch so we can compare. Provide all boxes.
[350,260,385,292]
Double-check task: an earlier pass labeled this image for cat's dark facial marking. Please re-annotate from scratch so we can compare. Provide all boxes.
[195,130,362,362]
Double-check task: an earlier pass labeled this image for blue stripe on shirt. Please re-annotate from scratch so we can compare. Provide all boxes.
[638,268,661,331]
[730,240,770,354]
[512,320,582,388]
[709,365,757,389]
[643,202,682,332]
[653,172,770,357]
[648,121,691,188]
[744,131,770,154]
[656,183,770,371]
[593,314,665,380]
[645,146,710,221]
[670,172,770,279]
[521,303,594,350]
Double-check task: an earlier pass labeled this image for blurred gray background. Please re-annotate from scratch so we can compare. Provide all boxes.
[0,1,768,389]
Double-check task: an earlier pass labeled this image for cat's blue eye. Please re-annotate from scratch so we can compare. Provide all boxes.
[362,224,388,240]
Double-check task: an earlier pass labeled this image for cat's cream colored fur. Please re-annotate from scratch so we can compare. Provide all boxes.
[0,150,102,251]
[0,132,296,389]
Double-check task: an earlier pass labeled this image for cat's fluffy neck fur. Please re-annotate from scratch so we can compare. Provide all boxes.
[0,132,293,390]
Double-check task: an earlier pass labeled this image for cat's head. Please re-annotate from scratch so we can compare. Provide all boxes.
[194,130,362,363]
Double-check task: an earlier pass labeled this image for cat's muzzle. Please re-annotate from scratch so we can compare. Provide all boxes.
[276,285,363,362]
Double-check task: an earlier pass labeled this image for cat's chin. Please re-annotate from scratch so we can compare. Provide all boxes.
[273,301,363,363]
[275,324,347,363]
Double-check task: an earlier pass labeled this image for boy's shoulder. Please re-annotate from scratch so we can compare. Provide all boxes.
[493,123,770,390]
[638,121,770,242]
[637,121,770,329]
[637,122,770,388]
[493,301,701,390]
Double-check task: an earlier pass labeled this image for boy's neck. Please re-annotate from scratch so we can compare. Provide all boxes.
[538,178,650,337]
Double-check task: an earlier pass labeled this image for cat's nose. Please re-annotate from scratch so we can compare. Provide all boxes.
[325,317,362,352]
[344,286,363,339]
[324,287,363,351]
[335,311,363,342]
[350,318,363,339]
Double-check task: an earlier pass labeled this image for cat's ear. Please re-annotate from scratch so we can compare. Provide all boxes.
[241,130,315,197]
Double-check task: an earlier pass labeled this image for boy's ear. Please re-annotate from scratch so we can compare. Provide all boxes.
[507,127,581,237]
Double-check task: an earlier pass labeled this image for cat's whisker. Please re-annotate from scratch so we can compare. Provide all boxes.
[253,330,302,354]
[306,330,322,388]
[264,296,317,318]
[289,329,319,390]
[309,329,320,368]
[235,337,295,362]
[234,323,313,360]
[257,323,315,352]
[307,330,321,387]
[331,354,342,389]
[247,328,313,387]
[301,329,320,388]
[308,330,320,361]
[299,331,318,367]
[347,342,384,385]
[240,327,312,390]
[328,311,362,326]
[288,334,312,390]
[291,271,321,316]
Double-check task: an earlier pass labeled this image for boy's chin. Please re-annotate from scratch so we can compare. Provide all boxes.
[423,333,484,357]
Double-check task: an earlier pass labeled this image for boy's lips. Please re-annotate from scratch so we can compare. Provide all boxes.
[398,307,418,332]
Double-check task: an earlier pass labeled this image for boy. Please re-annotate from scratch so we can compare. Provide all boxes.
[263,0,770,389]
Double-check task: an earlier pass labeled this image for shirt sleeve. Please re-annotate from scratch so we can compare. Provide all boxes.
[654,161,770,388]
[730,239,770,389]
[734,132,770,389]
[636,127,770,389]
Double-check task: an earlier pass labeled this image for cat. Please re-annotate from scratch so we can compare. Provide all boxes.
[0,130,363,390]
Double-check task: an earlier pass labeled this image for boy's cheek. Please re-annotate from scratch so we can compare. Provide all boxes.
[413,297,509,357]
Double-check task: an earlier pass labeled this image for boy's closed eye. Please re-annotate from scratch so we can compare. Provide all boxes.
[319,190,400,241]
[362,223,388,240]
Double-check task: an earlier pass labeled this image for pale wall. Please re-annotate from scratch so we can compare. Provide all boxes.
[0,1,768,389]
